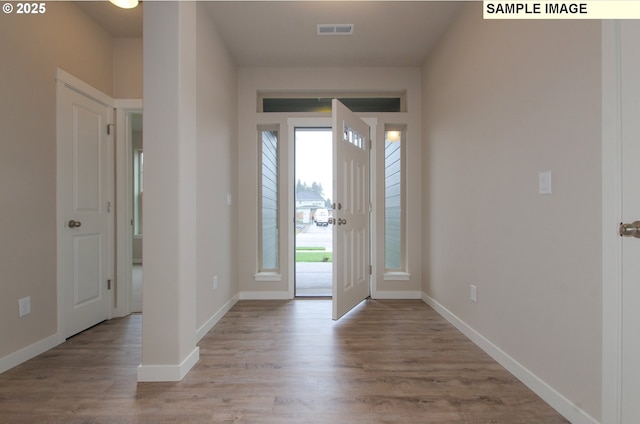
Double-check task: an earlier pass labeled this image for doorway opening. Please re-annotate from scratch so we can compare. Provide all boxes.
[294,128,333,297]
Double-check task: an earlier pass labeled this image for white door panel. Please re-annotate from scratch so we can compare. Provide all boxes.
[620,21,640,424]
[73,105,102,211]
[58,82,112,339]
[332,99,370,320]
[74,234,102,306]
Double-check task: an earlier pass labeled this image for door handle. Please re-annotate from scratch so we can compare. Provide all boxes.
[67,220,82,228]
[338,218,347,225]
[619,221,640,238]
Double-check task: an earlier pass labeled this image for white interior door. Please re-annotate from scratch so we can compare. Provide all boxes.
[620,20,640,424]
[57,81,113,339]
[332,99,370,320]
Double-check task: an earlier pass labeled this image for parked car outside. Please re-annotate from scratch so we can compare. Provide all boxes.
[315,208,329,226]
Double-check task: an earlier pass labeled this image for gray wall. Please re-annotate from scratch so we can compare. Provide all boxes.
[195,3,239,332]
[0,2,114,359]
[422,3,602,420]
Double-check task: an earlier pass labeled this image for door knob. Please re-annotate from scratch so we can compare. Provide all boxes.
[67,220,82,228]
[619,221,640,238]
[338,218,347,225]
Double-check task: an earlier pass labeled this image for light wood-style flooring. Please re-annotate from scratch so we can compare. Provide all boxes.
[0,299,569,423]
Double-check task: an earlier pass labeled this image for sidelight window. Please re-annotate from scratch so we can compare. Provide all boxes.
[259,126,279,272]
[384,126,406,272]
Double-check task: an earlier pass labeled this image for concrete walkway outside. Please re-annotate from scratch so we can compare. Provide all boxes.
[295,262,331,296]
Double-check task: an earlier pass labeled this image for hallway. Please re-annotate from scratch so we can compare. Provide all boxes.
[0,300,568,423]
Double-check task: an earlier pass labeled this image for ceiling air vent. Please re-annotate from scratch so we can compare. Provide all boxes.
[317,24,354,36]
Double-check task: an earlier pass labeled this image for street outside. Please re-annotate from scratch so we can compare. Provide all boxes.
[296,223,332,296]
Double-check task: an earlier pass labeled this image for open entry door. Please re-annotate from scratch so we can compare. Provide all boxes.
[332,99,370,320]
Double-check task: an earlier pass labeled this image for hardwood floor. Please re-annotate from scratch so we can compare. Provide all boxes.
[0,300,569,423]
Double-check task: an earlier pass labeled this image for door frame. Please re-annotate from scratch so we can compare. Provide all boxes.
[55,69,116,341]
[286,116,377,300]
[292,125,333,298]
[114,101,143,318]
[55,69,142,338]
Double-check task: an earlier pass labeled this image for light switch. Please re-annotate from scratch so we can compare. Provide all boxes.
[539,171,552,195]
[19,297,31,317]
[227,193,232,206]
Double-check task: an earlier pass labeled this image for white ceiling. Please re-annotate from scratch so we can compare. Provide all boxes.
[76,1,463,67]
[205,1,463,67]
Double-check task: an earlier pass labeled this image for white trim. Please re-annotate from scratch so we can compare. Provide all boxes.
[239,291,291,300]
[196,294,239,341]
[383,272,411,281]
[0,335,61,374]
[114,106,143,317]
[56,76,65,341]
[55,68,113,108]
[137,347,200,382]
[114,108,133,317]
[422,293,599,424]
[254,272,282,282]
[601,20,623,424]
[372,290,421,299]
[362,117,378,301]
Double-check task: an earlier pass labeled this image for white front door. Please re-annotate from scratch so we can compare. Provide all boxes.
[619,20,640,423]
[332,99,370,320]
[57,80,113,339]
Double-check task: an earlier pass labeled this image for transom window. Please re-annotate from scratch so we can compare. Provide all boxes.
[258,91,406,113]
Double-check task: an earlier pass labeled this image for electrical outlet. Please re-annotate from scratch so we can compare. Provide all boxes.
[213,275,219,291]
[470,285,478,303]
[19,297,31,317]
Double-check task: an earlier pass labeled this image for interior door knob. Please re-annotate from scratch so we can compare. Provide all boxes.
[619,221,640,238]
[67,220,82,228]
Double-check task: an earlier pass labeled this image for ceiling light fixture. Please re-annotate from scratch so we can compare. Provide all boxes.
[109,0,139,9]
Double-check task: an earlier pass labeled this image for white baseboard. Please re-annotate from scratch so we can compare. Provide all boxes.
[421,293,599,424]
[372,290,422,299]
[137,346,200,382]
[0,334,61,374]
[196,294,239,341]
[239,291,290,300]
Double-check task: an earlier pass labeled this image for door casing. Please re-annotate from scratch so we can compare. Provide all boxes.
[114,102,143,318]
